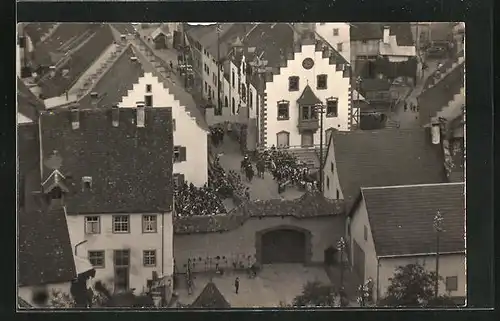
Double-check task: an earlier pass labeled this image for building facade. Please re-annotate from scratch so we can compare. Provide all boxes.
[315,23,351,64]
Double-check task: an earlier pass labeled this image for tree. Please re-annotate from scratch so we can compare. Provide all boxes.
[379,263,457,307]
[292,281,339,307]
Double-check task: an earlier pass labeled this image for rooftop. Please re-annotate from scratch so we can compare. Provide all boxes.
[296,85,323,106]
[18,204,76,287]
[36,24,115,98]
[174,192,344,234]
[332,128,447,211]
[17,78,46,121]
[39,107,174,214]
[350,23,414,46]
[361,182,465,257]
[23,23,56,46]
[191,282,231,308]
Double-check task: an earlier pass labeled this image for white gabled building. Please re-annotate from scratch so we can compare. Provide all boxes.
[315,23,351,64]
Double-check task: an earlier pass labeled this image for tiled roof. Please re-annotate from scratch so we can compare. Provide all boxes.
[297,85,323,106]
[18,123,42,212]
[350,23,414,46]
[24,23,56,45]
[39,108,174,214]
[111,23,136,36]
[78,46,145,109]
[191,282,231,308]
[418,60,465,126]
[362,182,465,256]
[359,78,391,93]
[17,78,45,121]
[37,24,115,98]
[174,192,344,234]
[18,204,77,287]
[333,129,447,211]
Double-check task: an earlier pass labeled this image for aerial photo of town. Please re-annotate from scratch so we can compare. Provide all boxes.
[17,22,465,309]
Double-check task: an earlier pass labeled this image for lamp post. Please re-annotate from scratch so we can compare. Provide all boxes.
[433,210,444,298]
[314,103,326,193]
[337,237,347,305]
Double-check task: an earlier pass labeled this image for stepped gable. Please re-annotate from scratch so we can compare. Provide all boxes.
[23,23,56,46]
[191,282,231,308]
[18,205,76,287]
[17,78,46,121]
[39,107,174,214]
[417,58,465,126]
[350,23,414,46]
[132,39,209,131]
[78,46,145,109]
[174,192,344,234]
[37,24,115,99]
[361,182,465,256]
[332,128,447,212]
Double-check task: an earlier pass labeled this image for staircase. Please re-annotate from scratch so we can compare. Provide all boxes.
[75,42,130,99]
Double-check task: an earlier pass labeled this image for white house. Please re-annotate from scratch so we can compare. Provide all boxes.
[38,108,175,296]
[315,23,351,64]
[347,183,465,303]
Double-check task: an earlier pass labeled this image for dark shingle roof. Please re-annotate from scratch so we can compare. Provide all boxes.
[297,85,323,105]
[174,193,344,234]
[39,108,174,214]
[37,24,115,98]
[333,129,447,210]
[362,182,465,256]
[17,78,46,121]
[418,60,465,126]
[18,204,77,287]
[350,23,414,46]
[191,282,231,308]
[24,23,56,46]
[78,46,145,109]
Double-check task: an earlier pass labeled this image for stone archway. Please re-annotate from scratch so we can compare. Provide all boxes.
[255,225,312,264]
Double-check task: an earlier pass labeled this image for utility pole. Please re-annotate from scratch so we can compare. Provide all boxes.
[216,24,222,115]
[314,103,326,193]
[433,210,444,298]
[337,237,347,306]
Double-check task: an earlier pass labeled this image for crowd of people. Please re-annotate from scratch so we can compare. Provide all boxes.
[210,125,226,147]
[174,182,226,217]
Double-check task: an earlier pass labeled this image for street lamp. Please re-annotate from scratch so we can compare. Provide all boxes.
[314,103,326,193]
[337,237,347,305]
[433,210,444,298]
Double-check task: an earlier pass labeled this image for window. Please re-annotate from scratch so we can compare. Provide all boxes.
[326,99,338,117]
[232,71,235,88]
[288,76,299,91]
[145,95,153,107]
[85,216,100,234]
[363,225,368,241]
[336,189,339,199]
[173,173,185,190]
[213,73,216,85]
[445,276,458,292]
[277,100,290,120]
[173,146,187,162]
[331,162,334,173]
[208,85,212,97]
[232,97,236,115]
[204,81,208,92]
[146,84,152,93]
[333,28,339,36]
[224,96,229,108]
[336,63,343,72]
[142,215,157,233]
[301,106,317,120]
[249,89,253,108]
[113,215,130,233]
[88,251,105,268]
[317,74,327,90]
[337,43,343,52]
[82,176,92,191]
[143,250,157,267]
[326,177,330,189]
[238,78,241,94]
[241,84,246,102]
[242,62,245,74]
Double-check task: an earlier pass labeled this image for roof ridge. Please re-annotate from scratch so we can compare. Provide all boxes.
[361,182,464,190]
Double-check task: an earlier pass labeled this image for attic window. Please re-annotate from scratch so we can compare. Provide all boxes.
[146,84,152,93]
[333,28,339,36]
[288,76,299,91]
[82,176,93,191]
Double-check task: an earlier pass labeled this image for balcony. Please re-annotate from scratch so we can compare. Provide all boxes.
[297,118,319,132]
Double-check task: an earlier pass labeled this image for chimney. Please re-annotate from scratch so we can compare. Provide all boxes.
[90,92,99,107]
[431,122,441,145]
[71,107,80,129]
[111,105,119,127]
[383,26,390,44]
[136,102,145,127]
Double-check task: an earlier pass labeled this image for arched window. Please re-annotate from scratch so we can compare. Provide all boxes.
[224,96,229,108]
[276,131,290,148]
[241,84,247,103]
[232,97,236,115]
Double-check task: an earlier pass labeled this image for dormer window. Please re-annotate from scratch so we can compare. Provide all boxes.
[82,176,93,191]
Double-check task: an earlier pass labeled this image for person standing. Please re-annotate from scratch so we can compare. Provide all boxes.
[234,277,240,294]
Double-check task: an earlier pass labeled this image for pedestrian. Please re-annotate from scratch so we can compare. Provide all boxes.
[234,277,240,294]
